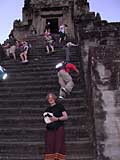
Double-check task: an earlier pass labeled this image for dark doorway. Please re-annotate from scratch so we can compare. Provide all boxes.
[46,18,58,33]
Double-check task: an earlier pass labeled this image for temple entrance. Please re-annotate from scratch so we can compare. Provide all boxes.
[46,18,58,33]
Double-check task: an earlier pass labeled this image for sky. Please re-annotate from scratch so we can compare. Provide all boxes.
[0,0,120,43]
[89,0,120,22]
[0,0,24,44]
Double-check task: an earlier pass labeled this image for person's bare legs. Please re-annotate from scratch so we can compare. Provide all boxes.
[24,52,28,62]
[46,46,50,54]
[50,45,55,52]
[20,52,25,62]
[12,52,16,60]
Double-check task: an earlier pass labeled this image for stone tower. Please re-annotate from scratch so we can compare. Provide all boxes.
[13,0,90,40]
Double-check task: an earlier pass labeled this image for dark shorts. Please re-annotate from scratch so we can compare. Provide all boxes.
[59,32,65,39]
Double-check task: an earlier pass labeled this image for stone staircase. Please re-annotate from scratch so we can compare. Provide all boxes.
[0,36,96,160]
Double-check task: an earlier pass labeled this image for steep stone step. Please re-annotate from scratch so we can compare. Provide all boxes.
[0,88,84,94]
[0,85,83,93]
[4,69,81,76]
[28,46,78,55]
[1,70,81,80]
[2,59,80,69]
[0,93,85,100]
[16,74,80,81]
[0,155,94,160]
[29,56,80,63]
[0,115,89,129]
[0,141,94,156]
[0,126,89,142]
[0,36,95,160]
[4,62,80,72]
[0,103,87,110]
[0,98,86,108]
[0,105,88,116]
[0,103,86,110]
[0,86,84,95]
[30,52,79,58]
[1,60,81,68]
[3,64,80,71]
[0,114,88,120]
[3,74,82,85]
[0,91,85,100]
[0,84,84,92]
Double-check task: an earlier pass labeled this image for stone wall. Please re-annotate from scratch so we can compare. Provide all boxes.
[74,9,120,159]
[79,27,120,160]
[13,0,90,40]
[90,46,120,160]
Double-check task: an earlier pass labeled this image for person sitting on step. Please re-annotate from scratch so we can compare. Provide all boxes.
[44,30,55,54]
[19,41,29,63]
[8,37,17,60]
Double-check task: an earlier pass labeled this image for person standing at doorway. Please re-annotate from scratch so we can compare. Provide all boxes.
[31,26,37,35]
[43,93,68,160]
[59,24,65,43]
[64,24,68,41]
[45,22,51,32]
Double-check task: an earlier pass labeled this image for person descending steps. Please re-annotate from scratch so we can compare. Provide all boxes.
[55,61,80,99]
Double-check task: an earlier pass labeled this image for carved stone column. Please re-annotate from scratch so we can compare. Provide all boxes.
[62,4,75,39]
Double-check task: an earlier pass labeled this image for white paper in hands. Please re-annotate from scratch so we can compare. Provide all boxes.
[43,112,53,124]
